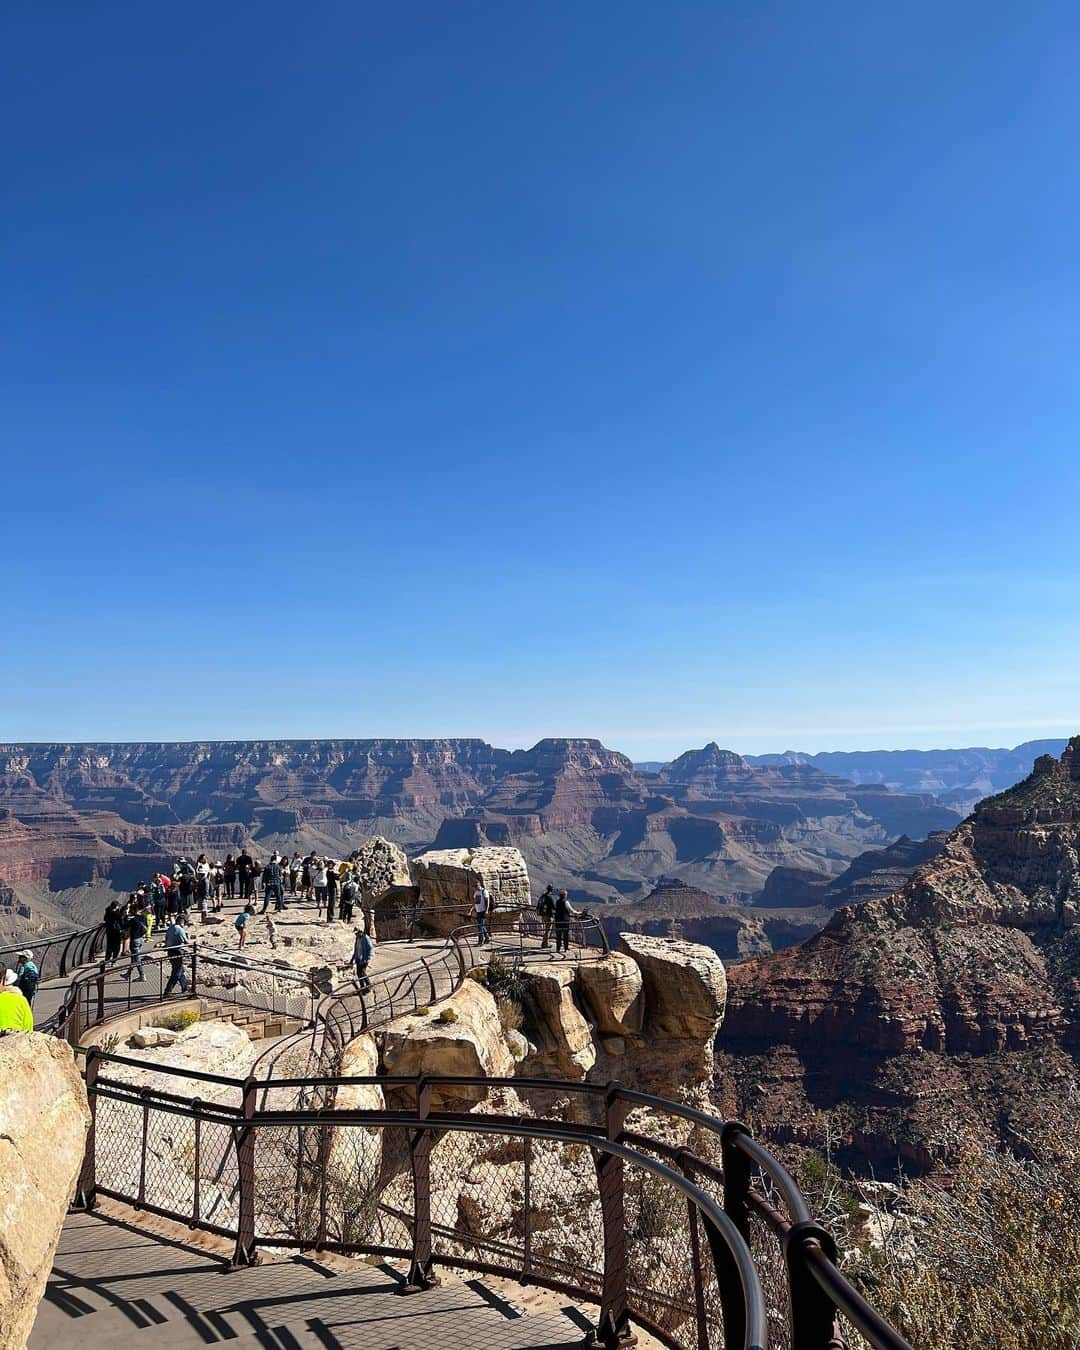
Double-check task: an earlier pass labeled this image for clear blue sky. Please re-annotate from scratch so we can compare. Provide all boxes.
[3,3,1079,758]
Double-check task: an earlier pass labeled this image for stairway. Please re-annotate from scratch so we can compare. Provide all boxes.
[32,1203,605,1350]
[197,999,306,1043]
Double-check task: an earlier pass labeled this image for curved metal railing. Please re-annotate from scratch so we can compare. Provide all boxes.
[0,922,106,982]
[70,1049,913,1350]
[42,916,912,1348]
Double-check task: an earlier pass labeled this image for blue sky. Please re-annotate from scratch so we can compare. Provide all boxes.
[3,2,1079,758]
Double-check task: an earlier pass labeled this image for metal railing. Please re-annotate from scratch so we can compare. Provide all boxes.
[46,942,318,1044]
[71,1051,912,1350]
[0,923,106,982]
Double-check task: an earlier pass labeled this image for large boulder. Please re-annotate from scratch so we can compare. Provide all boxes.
[0,1033,90,1350]
[576,952,643,1035]
[618,933,727,1043]
[380,980,513,1105]
[412,847,531,932]
[520,966,596,1080]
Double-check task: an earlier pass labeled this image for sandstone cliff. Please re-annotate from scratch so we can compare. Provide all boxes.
[716,737,1080,1171]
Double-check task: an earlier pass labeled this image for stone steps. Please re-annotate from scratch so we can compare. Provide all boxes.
[197,999,305,1043]
[33,1206,601,1350]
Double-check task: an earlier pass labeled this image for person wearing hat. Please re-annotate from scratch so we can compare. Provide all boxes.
[14,950,39,1005]
[0,966,33,1031]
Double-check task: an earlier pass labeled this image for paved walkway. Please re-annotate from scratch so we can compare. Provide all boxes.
[32,1201,613,1350]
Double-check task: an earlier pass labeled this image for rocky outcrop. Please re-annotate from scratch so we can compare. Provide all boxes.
[519,967,596,1079]
[380,980,514,1105]
[618,933,727,1045]
[0,1033,90,1350]
[717,737,1080,1171]
[411,846,531,932]
[576,951,643,1034]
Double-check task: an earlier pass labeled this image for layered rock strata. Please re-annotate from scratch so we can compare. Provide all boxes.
[717,738,1080,1171]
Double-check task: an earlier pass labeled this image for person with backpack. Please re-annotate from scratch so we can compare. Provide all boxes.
[223,853,237,900]
[353,925,375,991]
[340,873,358,924]
[14,950,39,1005]
[553,890,578,954]
[235,904,255,948]
[473,882,491,947]
[104,899,126,962]
[162,918,190,995]
[536,884,556,948]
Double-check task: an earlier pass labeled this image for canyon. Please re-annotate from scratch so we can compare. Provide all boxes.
[715,736,1080,1172]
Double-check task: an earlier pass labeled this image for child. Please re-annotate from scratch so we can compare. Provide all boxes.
[265,913,278,950]
[235,904,254,948]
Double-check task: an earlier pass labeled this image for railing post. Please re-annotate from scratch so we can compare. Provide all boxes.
[316,1118,330,1250]
[786,1221,845,1350]
[230,1076,259,1268]
[588,1085,635,1349]
[190,942,198,998]
[72,1047,99,1211]
[721,1120,753,1244]
[676,1151,710,1350]
[401,1076,438,1293]
[96,961,106,1025]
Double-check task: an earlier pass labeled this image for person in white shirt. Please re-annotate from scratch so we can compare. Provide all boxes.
[313,860,329,914]
[473,883,491,947]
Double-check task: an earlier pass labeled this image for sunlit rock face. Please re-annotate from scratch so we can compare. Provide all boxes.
[0,1034,90,1350]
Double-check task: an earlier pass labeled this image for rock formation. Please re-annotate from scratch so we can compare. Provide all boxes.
[411,845,531,928]
[380,980,515,1105]
[0,1034,90,1350]
[716,737,1080,1171]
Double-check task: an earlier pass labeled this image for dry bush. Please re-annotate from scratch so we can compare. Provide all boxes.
[848,1109,1080,1350]
[495,992,523,1033]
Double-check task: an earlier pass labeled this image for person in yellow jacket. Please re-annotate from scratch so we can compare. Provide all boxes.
[0,967,33,1031]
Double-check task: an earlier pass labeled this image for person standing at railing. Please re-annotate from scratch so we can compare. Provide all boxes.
[473,882,491,947]
[223,853,237,900]
[536,884,556,948]
[553,890,578,954]
[14,950,39,1006]
[162,918,190,996]
[289,851,302,895]
[0,966,33,1030]
[104,899,125,962]
[127,902,147,982]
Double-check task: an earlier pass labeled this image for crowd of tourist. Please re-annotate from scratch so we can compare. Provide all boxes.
[0,852,589,1033]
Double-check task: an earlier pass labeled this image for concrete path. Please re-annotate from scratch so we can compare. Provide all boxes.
[32,1202,613,1350]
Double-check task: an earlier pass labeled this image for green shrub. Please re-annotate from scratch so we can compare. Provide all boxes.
[158,1009,200,1032]
[437,1007,459,1024]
